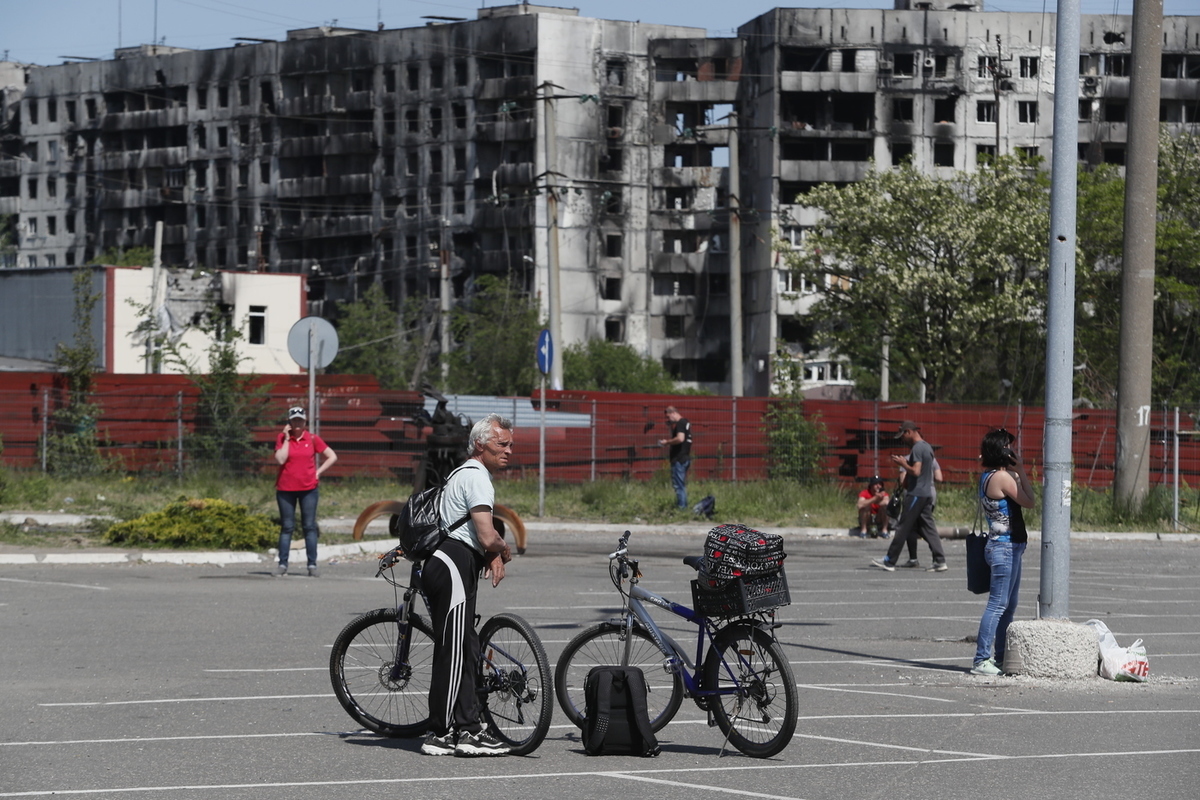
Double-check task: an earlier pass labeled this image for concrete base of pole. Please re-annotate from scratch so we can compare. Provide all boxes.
[1002,619,1098,678]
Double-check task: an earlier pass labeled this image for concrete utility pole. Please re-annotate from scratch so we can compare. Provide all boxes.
[146,220,164,374]
[541,81,563,391]
[1039,0,1081,620]
[728,112,743,397]
[1115,0,1164,512]
[440,225,451,384]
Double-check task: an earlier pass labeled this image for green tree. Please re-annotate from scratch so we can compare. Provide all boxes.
[445,274,541,396]
[782,157,1049,403]
[563,340,681,393]
[89,246,156,267]
[1076,130,1200,408]
[163,304,271,474]
[0,215,16,267]
[763,349,826,483]
[331,284,418,390]
[47,269,109,475]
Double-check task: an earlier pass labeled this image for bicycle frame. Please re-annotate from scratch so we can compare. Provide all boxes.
[621,576,773,702]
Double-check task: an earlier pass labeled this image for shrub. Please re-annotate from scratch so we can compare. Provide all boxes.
[764,399,826,484]
[103,497,276,550]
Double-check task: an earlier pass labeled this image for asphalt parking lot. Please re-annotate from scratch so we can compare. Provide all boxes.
[2,528,1198,799]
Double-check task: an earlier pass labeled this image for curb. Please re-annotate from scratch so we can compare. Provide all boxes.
[2,516,1196,566]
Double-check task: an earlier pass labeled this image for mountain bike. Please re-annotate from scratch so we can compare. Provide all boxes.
[330,549,553,756]
[555,530,798,758]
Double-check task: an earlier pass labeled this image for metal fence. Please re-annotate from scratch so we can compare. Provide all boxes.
[2,376,1198,507]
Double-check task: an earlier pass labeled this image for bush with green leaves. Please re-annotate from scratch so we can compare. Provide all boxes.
[103,497,276,550]
[763,399,826,485]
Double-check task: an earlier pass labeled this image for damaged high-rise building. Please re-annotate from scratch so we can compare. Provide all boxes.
[1,3,1198,394]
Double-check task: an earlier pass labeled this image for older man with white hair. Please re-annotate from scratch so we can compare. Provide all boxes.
[420,413,516,757]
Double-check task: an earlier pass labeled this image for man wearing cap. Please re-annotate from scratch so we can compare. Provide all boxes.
[871,421,947,573]
[273,407,338,577]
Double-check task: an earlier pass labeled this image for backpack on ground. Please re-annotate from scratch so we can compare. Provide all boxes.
[388,466,470,562]
[581,666,660,757]
[692,494,716,519]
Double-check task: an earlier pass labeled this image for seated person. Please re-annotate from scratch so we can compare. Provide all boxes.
[856,477,890,538]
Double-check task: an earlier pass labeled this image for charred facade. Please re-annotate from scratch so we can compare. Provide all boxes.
[2,3,1198,394]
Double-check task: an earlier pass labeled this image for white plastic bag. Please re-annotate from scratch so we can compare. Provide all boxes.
[1086,619,1149,682]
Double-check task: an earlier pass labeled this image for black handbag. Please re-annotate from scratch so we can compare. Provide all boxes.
[966,488,990,594]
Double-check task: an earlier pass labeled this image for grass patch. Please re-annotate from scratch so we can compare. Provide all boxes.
[0,467,1191,550]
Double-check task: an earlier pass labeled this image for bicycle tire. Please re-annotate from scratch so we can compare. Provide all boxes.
[329,607,435,737]
[478,612,553,756]
[702,623,798,758]
[554,622,683,733]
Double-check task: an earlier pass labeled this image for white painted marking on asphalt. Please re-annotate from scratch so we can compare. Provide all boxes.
[801,685,959,702]
[605,772,804,799]
[204,668,326,672]
[39,693,332,707]
[2,750,1199,797]
[0,576,109,590]
[8,709,1198,748]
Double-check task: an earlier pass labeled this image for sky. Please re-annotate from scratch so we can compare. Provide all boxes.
[2,0,1193,66]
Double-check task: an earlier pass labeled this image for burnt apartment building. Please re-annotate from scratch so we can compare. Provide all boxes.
[2,3,1199,395]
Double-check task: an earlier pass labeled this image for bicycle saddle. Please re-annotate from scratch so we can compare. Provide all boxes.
[682,555,707,574]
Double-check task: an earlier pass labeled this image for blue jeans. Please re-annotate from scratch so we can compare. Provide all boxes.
[277,487,320,569]
[671,460,690,509]
[974,539,1026,666]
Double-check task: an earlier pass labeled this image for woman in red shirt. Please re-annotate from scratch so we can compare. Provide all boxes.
[274,407,337,577]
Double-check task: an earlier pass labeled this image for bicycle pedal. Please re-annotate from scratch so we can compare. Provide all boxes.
[707,709,717,728]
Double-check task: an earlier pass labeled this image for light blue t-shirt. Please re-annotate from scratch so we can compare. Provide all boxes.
[439,460,493,555]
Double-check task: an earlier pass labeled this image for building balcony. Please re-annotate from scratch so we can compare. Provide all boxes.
[779,71,879,93]
[475,119,535,141]
[276,173,373,197]
[652,166,726,189]
[652,81,739,103]
[297,215,374,239]
[649,209,719,230]
[779,160,872,183]
[475,249,533,272]
[161,224,188,245]
[494,162,535,187]
[277,95,345,117]
[471,203,533,228]
[97,106,190,129]
[98,146,189,170]
[652,251,707,271]
[480,76,536,100]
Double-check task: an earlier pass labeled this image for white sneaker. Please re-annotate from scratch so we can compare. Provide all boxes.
[971,658,1002,676]
[454,729,510,757]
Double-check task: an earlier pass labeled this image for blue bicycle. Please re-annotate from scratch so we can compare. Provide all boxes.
[555,531,798,758]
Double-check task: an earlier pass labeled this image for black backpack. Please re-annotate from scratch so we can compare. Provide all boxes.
[389,466,471,563]
[582,666,660,757]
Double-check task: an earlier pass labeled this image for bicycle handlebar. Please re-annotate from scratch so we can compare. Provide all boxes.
[607,530,632,560]
[376,548,402,577]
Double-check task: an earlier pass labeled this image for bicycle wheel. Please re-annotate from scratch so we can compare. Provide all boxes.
[702,623,798,758]
[478,612,553,756]
[329,607,434,737]
[554,622,683,733]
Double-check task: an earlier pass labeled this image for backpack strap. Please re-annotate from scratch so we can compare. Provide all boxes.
[439,464,475,533]
[623,670,661,757]
[589,671,613,750]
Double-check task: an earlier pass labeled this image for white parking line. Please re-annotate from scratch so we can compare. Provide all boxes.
[604,772,804,799]
[0,576,109,590]
[2,749,1198,797]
